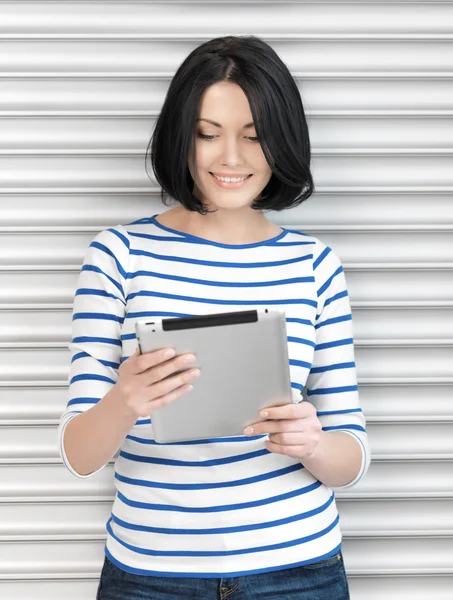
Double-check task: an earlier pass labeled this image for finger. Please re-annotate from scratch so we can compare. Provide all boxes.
[142,352,196,387]
[265,440,306,458]
[268,432,305,445]
[145,382,195,413]
[149,367,201,399]
[259,402,313,421]
[244,418,304,436]
[130,347,177,375]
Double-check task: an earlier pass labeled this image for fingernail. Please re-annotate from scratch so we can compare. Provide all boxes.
[244,427,254,435]
[163,348,176,358]
[186,368,201,381]
[182,353,196,363]
[260,410,268,418]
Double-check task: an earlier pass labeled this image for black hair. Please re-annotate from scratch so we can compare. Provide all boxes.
[146,35,314,215]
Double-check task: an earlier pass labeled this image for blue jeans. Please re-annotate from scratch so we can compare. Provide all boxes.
[96,552,350,599]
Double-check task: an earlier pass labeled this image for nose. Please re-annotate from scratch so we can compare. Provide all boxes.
[220,136,245,168]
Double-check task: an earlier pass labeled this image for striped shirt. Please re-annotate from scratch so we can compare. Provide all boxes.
[58,214,370,578]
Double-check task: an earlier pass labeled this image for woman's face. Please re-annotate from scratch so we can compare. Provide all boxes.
[188,81,273,211]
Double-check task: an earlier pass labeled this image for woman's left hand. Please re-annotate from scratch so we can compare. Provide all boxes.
[243,394,323,459]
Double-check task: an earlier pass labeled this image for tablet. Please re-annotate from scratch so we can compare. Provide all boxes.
[135,308,293,443]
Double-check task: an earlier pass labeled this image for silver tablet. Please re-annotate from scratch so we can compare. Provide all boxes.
[135,308,293,443]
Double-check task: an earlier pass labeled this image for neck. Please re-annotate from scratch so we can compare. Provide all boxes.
[171,205,281,245]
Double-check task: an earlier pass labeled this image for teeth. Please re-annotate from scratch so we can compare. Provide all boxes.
[213,174,249,183]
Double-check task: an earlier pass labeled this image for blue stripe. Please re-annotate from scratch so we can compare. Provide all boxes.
[287,336,316,348]
[315,338,353,351]
[289,359,312,369]
[103,543,342,578]
[317,266,343,297]
[121,332,137,340]
[127,269,315,288]
[126,290,318,308]
[67,397,100,407]
[129,248,314,269]
[116,480,322,513]
[310,362,355,374]
[73,312,124,324]
[81,264,124,297]
[129,231,315,250]
[125,434,266,446]
[110,493,334,536]
[286,317,313,326]
[128,230,290,249]
[74,287,125,304]
[323,424,366,433]
[307,385,359,396]
[108,226,130,250]
[323,290,348,309]
[69,373,115,385]
[71,351,119,369]
[114,462,303,491]
[315,314,351,330]
[271,241,315,247]
[313,247,331,270]
[105,513,339,557]
[119,448,270,467]
[317,408,362,416]
[72,336,122,347]
[90,240,127,279]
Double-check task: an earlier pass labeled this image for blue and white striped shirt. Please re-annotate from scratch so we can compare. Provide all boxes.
[58,214,370,578]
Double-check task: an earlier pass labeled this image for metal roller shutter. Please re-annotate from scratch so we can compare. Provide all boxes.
[0,2,451,598]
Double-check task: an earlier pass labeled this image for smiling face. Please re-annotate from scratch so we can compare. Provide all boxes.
[188,81,273,212]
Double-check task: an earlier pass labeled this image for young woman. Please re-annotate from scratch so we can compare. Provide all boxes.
[58,35,370,600]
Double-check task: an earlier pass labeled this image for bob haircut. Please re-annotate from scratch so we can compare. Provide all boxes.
[146,35,314,215]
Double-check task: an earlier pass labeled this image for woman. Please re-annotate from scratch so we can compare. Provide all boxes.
[58,35,370,600]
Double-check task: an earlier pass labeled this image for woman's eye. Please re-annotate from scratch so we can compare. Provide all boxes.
[197,133,259,142]
[197,133,216,140]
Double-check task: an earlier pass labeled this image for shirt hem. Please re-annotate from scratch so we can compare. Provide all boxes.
[103,542,343,579]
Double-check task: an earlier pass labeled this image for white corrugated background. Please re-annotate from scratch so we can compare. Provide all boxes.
[0,2,452,598]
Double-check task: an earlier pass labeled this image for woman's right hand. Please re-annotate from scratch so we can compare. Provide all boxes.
[115,347,200,418]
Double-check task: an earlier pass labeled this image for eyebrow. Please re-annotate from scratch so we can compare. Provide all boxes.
[196,118,255,129]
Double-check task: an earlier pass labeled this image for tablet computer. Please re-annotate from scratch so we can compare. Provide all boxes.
[135,308,293,443]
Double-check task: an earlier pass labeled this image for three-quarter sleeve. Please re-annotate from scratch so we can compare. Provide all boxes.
[57,224,130,478]
[303,240,371,488]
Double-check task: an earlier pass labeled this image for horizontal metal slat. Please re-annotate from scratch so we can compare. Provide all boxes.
[0,536,452,576]
[0,2,452,35]
[0,306,451,342]
[0,267,451,304]
[1,39,453,73]
[1,116,453,150]
[1,155,453,189]
[1,78,453,113]
[0,343,451,381]
[2,498,453,538]
[0,228,452,264]
[1,381,451,422]
[0,193,453,227]
[1,460,453,501]
[1,421,453,462]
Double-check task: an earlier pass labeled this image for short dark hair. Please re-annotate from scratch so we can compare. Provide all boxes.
[146,35,314,215]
